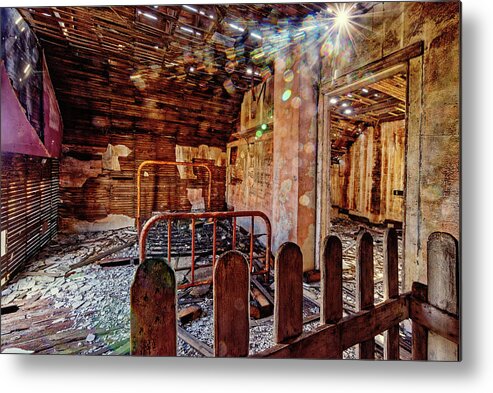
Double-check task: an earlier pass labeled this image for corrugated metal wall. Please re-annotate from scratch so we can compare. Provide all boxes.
[1,153,59,285]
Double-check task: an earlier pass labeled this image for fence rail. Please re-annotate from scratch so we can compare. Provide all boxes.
[130,229,459,359]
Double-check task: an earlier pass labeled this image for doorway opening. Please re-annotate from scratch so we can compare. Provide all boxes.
[325,68,409,303]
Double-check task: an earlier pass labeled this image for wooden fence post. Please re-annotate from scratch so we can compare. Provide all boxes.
[411,282,428,360]
[356,231,375,359]
[130,258,176,356]
[427,232,459,361]
[321,235,343,358]
[383,228,400,360]
[213,250,250,357]
[274,242,303,344]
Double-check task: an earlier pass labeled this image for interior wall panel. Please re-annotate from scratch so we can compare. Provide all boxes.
[1,153,59,285]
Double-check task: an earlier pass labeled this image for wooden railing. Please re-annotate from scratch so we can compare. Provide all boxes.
[130,229,459,359]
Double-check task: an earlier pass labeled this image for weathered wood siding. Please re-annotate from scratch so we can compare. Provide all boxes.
[330,120,405,224]
[60,133,227,231]
[1,154,59,285]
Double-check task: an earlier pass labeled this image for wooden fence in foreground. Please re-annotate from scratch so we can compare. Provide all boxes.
[130,229,459,360]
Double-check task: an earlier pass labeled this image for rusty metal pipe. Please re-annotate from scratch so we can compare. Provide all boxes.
[250,216,254,273]
[232,217,236,250]
[212,218,217,265]
[191,218,195,285]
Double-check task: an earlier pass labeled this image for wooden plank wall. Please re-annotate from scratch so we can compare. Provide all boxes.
[1,153,59,285]
[330,120,405,224]
[59,132,226,226]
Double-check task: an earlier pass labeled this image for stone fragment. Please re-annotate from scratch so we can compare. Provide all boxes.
[86,333,96,342]
[35,276,55,284]
[17,279,35,291]
[1,287,13,296]
[73,300,85,309]
[190,284,211,298]
[2,348,34,354]
[2,293,17,305]
[178,305,202,324]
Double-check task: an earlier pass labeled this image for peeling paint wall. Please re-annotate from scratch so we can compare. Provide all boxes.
[321,2,460,290]
[175,144,226,180]
[271,43,319,272]
[59,133,227,232]
[227,41,319,272]
[102,144,132,171]
[60,156,102,188]
[296,45,319,271]
[240,77,274,132]
[226,133,273,237]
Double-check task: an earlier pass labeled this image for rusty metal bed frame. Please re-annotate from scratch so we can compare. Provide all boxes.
[135,160,271,289]
[139,211,272,289]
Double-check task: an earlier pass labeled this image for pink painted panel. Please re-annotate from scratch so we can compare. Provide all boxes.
[1,61,50,157]
[42,54,63,158]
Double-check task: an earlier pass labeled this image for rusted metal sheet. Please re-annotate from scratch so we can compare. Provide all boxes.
[1,9,44,141]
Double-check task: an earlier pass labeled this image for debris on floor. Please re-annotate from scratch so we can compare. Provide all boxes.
[1,218,410,358]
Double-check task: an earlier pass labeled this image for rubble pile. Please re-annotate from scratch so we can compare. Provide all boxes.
[1,218,410,358]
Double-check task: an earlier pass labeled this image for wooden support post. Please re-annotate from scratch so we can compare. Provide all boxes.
[355,231,375,359]
[130,258,176,356]
[274,242,303,344]
[427,232,459,361]
[321,235,343,358]
[213,251,250,357]
[411,282,428,360]
[383,228,400,360]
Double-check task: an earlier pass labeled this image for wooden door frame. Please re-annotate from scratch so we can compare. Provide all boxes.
[315,42,424,269]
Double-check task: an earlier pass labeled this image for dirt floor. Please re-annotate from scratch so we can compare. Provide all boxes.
[0,217,410,358]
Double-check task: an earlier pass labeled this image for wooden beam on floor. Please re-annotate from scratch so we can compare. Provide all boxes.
[177,327,213,357]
